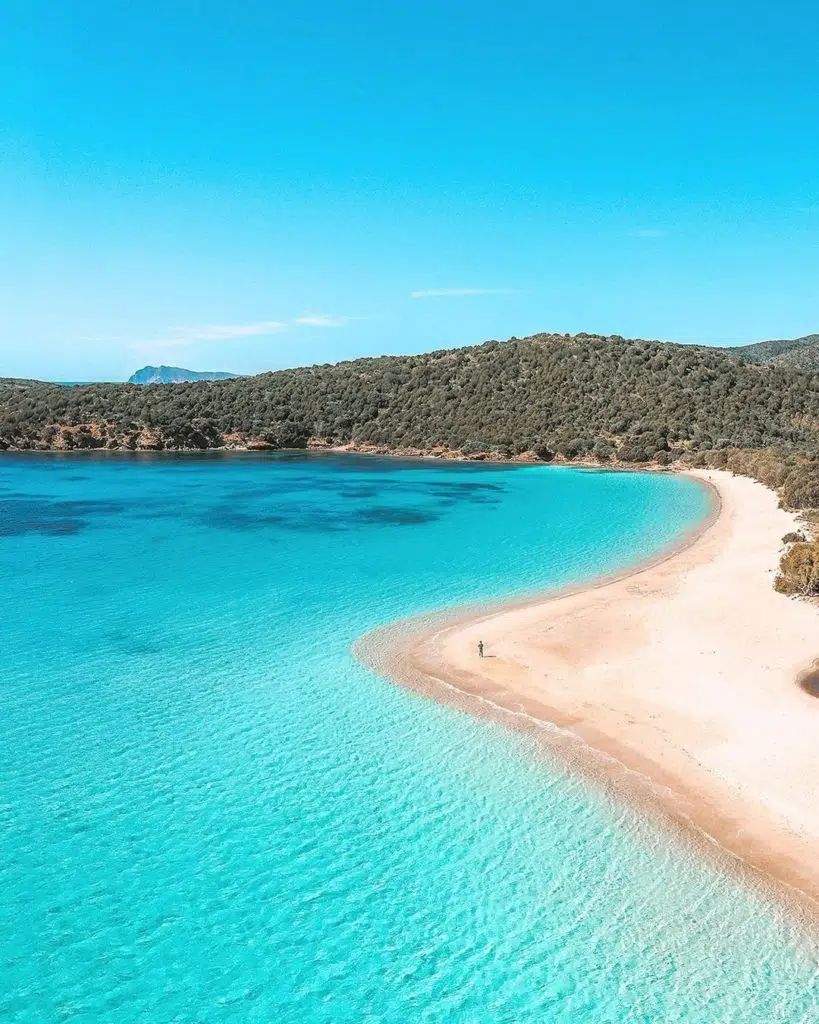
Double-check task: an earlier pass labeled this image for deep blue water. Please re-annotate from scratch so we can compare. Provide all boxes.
[0,453,816,1023]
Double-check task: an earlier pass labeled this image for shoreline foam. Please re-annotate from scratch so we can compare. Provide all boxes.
[355,469,819,923]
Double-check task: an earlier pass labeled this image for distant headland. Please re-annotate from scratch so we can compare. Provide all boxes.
[128,365,239,384]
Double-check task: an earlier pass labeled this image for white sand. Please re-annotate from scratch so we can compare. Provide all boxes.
[362,470,819,900]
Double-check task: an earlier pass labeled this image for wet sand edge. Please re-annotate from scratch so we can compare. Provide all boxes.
[354,472,819,931]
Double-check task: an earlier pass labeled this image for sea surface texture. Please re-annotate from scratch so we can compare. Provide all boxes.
[1,454,816,1023]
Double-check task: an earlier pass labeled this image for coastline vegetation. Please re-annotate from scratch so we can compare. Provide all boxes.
[775,540,819,597]
[2,333,819,458]
[3,331,819,586]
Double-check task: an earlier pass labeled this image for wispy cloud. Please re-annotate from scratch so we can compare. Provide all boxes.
[158,321,288,345]
[83,313,359,357]
[411,288,518,299]
[128,320,289,351]
[628,228,667,239]
[294,314,357,328]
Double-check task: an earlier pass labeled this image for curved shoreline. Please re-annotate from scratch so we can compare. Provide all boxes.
[355,469,819,925]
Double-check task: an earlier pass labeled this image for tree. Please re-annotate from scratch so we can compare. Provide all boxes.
[781,467,819,509]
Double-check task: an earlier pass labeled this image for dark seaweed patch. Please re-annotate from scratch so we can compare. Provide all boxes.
[0,517,85,538]
[178,469,508,512]
[204,498,437,532]
[0,497,126,537]
[50,500,126,517]
[339,486,380,499]
[205,509,288,531]
[129,506,182,520]
[358,506,437,526]
[283,516,349,532]
[426,481,505,493]
[206,504,350,533]
[0,489,40,499]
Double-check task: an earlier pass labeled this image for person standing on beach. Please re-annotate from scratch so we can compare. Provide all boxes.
[478,640,484,658]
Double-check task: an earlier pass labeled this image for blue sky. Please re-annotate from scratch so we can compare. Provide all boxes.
[1,1,817,380]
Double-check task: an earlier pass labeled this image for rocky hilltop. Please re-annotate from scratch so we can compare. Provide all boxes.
[128,365,238,384]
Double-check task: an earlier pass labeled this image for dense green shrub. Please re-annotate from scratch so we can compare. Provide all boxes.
[685,447,819,511]
[775,541,819,597]
[780,466,819,509]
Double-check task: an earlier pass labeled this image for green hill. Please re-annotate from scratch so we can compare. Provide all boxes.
[723,334,819,370]
[2,332,819,460]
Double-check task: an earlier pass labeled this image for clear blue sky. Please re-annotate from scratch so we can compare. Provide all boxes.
[1,1,817,380]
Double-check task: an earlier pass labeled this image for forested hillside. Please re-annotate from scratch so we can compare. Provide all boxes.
[725,334,819,371]
[2,332,819,460]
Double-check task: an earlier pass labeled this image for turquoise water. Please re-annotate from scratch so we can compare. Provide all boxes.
[0,453,816,1023]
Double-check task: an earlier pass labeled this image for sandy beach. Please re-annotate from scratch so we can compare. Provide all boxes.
[357,469,819,906]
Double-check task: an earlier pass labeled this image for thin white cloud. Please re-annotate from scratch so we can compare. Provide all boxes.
[84,314,362,358]
[628,228,667,238]
[163,321,289,344]
[128,320,289,351]
[411,288,518,299]
[294,314,351,328]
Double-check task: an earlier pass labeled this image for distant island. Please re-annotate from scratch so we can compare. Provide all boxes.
[128,365,238,384]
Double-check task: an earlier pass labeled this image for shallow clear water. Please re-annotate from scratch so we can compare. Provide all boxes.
[0,453,815,1023]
